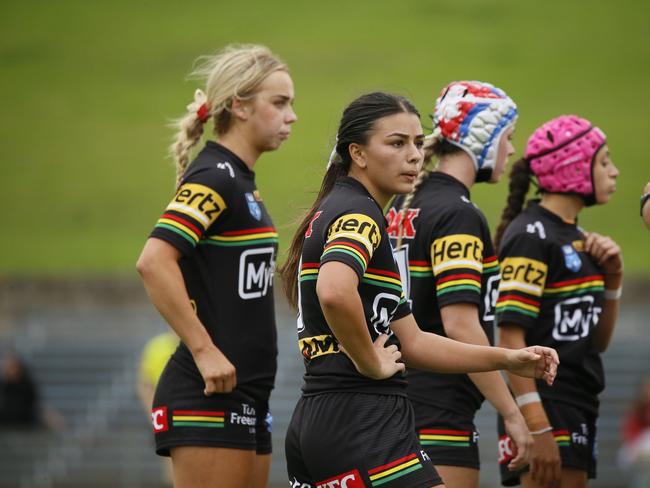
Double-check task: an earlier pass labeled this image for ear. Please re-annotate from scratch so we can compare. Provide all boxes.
[349,143,367,169]
[230,97,249,121]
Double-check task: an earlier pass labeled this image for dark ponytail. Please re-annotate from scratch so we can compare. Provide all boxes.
[279,92,420,309]
[494,157,533,250]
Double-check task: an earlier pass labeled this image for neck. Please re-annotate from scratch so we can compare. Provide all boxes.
[218,128,260,170]
[540,193,584,223]
[435,152,476,189]
[348,169,391,209]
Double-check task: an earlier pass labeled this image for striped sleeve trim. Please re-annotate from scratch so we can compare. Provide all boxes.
[321,240,370,272]
[435,272,481,297]
[201,226,278,247]
[482,255,500,274]
[543,275,604,297]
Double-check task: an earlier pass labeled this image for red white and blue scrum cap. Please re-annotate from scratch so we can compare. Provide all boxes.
[431,81,518,181]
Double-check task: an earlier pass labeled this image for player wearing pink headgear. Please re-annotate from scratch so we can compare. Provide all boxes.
[494,115,622,487]
[386,81,534,488]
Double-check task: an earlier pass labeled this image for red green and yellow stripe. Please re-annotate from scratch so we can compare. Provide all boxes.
[172,410,225,428]
[409,260,433,278]
[496,293,540,317]
[299,262,320,282]
[419,429,471,447]
[553,429,571,447]
[483,255,500,274]
[436,273,481,296]
[155,213,204,245]
[368,453,422,486]
[201,227,278,247]
[361,268,403,292]
[322,240,370,271]
[543,275,604,298]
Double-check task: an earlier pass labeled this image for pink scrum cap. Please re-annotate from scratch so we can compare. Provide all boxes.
[525,115,606,203]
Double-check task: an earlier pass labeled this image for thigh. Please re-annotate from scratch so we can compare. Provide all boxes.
[413,402,480,470]
[152,360,259,456]
[252,454,271,488]
[171,446,255,488]
[294,393,444,488]
[435,465,478,488]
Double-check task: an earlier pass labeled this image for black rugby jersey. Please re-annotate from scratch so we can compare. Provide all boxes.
[496,201,605,413]
[149,141,278,399]
[297,176,411,396]
[387,172,500,415]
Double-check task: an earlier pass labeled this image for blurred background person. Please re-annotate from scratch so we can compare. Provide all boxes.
[619,376,650,488]
[641,182,650,230]
[0,351,39,428]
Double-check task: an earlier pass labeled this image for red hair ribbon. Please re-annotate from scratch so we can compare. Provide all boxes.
[197,103,210,123]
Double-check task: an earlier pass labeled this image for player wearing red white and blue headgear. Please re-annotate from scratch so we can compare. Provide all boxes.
[431,80,518,182]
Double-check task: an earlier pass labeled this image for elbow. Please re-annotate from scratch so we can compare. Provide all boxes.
[136,252,156,280]
[316,280,346,311]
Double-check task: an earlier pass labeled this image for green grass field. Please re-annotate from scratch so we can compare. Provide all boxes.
[1,0,649,276]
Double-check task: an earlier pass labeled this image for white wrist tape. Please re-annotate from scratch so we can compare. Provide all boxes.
[604,287,622,300]
[515,392,541,407]
[531,426,553,436]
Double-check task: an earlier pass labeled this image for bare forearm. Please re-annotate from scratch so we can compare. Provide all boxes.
[138,256,213,354]
[594,273,622,352]
[319,287,379,374]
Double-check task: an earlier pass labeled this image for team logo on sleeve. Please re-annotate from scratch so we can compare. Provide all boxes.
[561,244,582,272]
[430,234,483,273]
[385,207,420,239]
[553,296,602,341]
[151,406,169,433]
[168,183,226,227]
[326,213,381,251]
[245,192,262,221]
[499,257,548,297]
[393,245,411,304]
[482,274,500,321]
[238,247,275,299]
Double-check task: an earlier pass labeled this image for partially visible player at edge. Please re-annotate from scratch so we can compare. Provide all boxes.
[494,115,622,488]
[136,44,297,488]
[279,91,558,488]
[386,81,532,488]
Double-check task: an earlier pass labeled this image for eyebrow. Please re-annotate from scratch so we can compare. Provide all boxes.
[386,132,425,138]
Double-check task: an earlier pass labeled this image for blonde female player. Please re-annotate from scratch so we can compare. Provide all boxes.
[494,115,622,487]
[136,44,296,488]
[280,91,558,488]
[386,81,532,488]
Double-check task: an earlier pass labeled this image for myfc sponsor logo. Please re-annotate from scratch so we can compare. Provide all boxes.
[500,257,548,296]
[151,406,169,433]
[370,292,400,336]
[168,183,226,227]
[327,213,381,251]
[386,207,420,239]
[316,469,365,488]
[483,273,500,322]
[238,247,275,299]
[553,296,602,341]
[299,335,340,361]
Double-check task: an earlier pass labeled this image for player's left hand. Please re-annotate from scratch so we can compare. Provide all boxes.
[506,346,559,386]
[583,231,623,275]
[502,410,533,471]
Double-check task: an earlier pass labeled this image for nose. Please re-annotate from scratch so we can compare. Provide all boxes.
[286,106,298,124]
[610,162,619,178]
[408,142,422,164]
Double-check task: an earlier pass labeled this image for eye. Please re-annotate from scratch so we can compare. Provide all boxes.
[391,140,404,148]
[415,140,424,149]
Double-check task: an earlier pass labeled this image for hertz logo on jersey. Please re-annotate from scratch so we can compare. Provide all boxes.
[167,183,227,228]
[326,213,381,252]
[500,257,548,297]
[430,234,483,273]
[299,335,340,361]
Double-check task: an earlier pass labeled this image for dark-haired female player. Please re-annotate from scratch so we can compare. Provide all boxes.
[386,81,531,488]
[280,91,558,488]
[494,115,622,487]
[136,44,296,488]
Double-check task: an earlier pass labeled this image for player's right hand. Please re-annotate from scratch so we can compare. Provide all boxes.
[193,345,237,395]
[529,430,561,487]
[341,334,405,380]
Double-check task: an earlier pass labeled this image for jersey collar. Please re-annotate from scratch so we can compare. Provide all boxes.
[205,141,254,177]
[336,176,386,215]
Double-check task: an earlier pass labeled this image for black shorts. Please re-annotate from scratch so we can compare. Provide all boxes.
[286,392,443,488]
[151,358,272,456]
[412,401,480,469]
[498,399,597,486]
